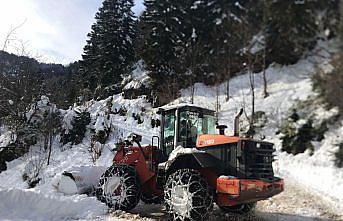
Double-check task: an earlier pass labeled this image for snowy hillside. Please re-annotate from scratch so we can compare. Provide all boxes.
[0,41,342,221]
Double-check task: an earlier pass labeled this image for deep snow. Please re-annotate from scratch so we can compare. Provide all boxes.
[0,40,342,220]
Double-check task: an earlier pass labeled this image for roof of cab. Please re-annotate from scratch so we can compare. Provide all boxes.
[158,103,215,115]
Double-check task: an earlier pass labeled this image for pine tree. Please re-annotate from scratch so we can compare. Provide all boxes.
[69,109,91,145]
[141,0,182,105]
[179,0,215,87]
[210,1,240,91]
[265,0,319,64]
[141,0,219,104]
[81,0,137,96]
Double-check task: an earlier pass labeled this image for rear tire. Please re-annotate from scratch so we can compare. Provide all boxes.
[96,165,141,211]
[164,169,213,221]
[219,202,256,214]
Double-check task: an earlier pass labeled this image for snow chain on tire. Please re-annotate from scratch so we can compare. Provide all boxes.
[96,165,141,211]
[164,169,213,221]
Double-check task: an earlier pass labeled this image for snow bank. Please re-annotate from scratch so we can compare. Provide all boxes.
[60,107,77,134]
[123,60,150,90]
[278,119,343,213]
[0,188,107,221]
[53,165,107,194]
[85,94,159,145]
[0,93,158,220]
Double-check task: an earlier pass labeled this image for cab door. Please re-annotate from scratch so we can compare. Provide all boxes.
[162,111,176,157]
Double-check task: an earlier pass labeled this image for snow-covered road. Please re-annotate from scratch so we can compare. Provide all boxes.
[257,178,342,221]
[103,177,342,221]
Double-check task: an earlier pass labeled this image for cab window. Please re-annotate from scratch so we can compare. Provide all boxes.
[163,112,175,156]
[178,111,217,148]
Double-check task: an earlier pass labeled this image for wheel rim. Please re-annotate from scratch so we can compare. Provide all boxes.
[170,184,192,217]
[103,176,123,202]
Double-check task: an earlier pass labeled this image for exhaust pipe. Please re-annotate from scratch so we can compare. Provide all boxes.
[234,108,243,136]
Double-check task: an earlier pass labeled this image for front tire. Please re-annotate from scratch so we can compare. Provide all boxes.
[96,165,141,211]
[219,202,256,214]
[164,169,213,221]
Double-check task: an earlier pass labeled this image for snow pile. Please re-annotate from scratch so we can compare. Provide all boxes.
[0,143,110,220]
[0,131,15,148]
[278,118,343,211]
[123,60,150,90]
[52,165,107,194]
[60,107,77,134]
[84,94,159,144]
[53,174,78,195]
[0,188,107,221]
[0,93,159,220]
[26,95,59,123]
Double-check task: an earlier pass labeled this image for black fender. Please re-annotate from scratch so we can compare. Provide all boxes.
[166,152,225,176]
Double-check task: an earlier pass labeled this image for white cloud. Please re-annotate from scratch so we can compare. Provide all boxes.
[0,0,144,64]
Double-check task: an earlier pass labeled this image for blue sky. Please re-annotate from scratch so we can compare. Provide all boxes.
[0,0,144,64]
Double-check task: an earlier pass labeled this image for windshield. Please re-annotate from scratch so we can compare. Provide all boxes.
[178,111,216,147]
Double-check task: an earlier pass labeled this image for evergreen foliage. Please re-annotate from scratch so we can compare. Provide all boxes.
[140,0,181,104]
[80,0,137,97]
[139,0,339,105]
[265,1,316,64]
[70,110,91,145]
[61,109,91,145]
[280,111,328,155]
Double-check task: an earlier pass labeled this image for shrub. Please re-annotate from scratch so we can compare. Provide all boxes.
[280,110,327,155]
[22,150,47,188]
[312,53,343,114]
[60,109,91,145]
[132,113,144,124]
[246,111,267,138]
[93,130,109,145]
[151,119,156,128]
[118,106,127,116]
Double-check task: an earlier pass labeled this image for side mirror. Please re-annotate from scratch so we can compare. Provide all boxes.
[216,125,228,135]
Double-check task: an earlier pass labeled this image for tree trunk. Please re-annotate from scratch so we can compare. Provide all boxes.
[47,133,53,165]
[262,0,269,98]
[226,80,230,102]
[225,56,231,102]
[249,69,255,136]
[262,73,268,98]
[262,46,269,98]
[216,86,220,113]
[191,85,195,104]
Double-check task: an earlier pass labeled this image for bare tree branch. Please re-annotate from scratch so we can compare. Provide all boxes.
[2,19,27,52]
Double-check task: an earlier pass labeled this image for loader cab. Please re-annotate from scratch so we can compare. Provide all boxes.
[159,105,217,158]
